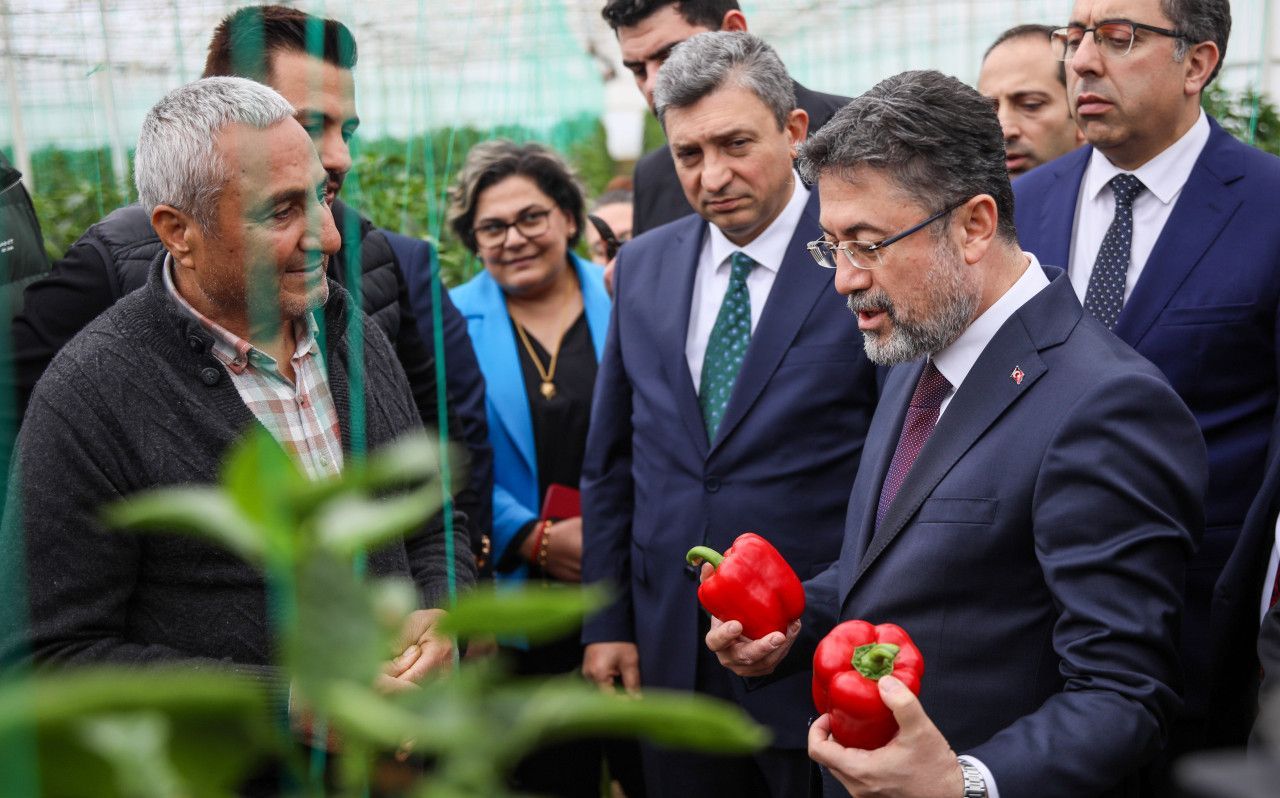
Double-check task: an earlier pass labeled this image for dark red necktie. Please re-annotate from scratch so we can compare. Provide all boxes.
[875,361,952,530]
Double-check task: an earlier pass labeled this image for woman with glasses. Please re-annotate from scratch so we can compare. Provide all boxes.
[448,140,621,796]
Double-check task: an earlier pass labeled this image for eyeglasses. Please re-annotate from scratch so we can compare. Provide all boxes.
[1051,20,1188,61]
[807,198,969,271]
[473,207,553,248]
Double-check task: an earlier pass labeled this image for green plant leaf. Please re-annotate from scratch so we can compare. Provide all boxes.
[437,584,610,642]
[75,713,186,798]
[102,488,266,564]
[287,551,389,696]
[352,430,441,490]
[500,678,770,755]
[221,429,303,558]
[0,669,276,798]
[311,484,443,557]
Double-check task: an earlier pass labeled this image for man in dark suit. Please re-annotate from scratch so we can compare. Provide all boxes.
[580,31,879,797]
[710,69,1205,798]
[1012,0,1280,751]
[601,0,847,235]
[1212,418,1280,747]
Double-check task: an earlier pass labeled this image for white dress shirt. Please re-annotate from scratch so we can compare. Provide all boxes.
[686,172,810,389]
[1067,110,1210,303]
[1263,516,1280,623]
[928,253,1050,798]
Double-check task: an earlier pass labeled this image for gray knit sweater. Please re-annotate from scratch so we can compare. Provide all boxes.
[3,253,475,677]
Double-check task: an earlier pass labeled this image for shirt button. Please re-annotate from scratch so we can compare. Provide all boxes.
[199,367,221,386]
[320,454,331,466]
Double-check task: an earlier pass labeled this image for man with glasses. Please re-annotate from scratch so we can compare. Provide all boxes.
[1014,0,1280,756]
[580,31,878,797]
[710,68,1205,798]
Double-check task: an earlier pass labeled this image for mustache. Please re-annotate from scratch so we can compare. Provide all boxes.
[325,170,346,199]
[847,288,896,319]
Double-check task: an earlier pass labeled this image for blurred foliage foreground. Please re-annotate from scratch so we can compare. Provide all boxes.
[0,429,767,797]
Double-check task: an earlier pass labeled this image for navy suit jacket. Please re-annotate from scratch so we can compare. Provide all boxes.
[1013,120,1280,719]
[1212,416,1280,746]
[388,232,494,552]
[798,268,1206,796]
[580,190,880,747]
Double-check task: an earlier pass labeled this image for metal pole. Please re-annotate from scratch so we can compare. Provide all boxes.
[0,0,33,189]
[97,0,129,196]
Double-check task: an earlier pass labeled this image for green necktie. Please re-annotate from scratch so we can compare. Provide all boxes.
[699,251,755,441]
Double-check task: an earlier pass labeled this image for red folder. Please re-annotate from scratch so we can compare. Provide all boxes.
[539,484,581,522]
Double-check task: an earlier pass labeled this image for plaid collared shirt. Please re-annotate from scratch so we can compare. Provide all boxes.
[164,256,344,481]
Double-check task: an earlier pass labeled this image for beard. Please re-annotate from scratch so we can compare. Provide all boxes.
[847,239,979,366]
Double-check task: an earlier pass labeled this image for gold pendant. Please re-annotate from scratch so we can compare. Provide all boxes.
[540,381,557,400]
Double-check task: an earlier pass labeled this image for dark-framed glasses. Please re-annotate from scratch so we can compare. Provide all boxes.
[1051,20,1188,61]
[473,207,553,248]
[807,197,970,271]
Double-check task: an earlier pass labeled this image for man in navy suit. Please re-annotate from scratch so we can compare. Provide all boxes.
[1012,0,1280,751]
[710,69,1205,798]
[580,31,879,797]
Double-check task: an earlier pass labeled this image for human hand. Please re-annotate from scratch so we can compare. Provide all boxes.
[700,562,799,677]
[582,641,642,696]
[807,675,964,798]
[385,608,454,683]
[541,516,583,582]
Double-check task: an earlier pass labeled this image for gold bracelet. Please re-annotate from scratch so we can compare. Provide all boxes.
[537,520,554,571]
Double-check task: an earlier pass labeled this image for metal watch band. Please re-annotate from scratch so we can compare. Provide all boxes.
[958,758,988,798]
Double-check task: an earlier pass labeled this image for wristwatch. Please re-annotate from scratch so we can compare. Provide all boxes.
[958,759,988,798]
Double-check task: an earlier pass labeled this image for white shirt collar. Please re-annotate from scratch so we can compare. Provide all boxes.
[932,253,1051,393]
[1082,109,1210,205]
[706,171,809,273]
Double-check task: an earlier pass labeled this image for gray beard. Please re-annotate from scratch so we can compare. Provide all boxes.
[848,243,979,366]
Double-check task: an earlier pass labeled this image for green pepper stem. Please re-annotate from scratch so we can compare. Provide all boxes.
[685,546,724,569]
[852,643,901,680]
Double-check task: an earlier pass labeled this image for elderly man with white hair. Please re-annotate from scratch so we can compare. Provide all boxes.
[1,77,469,692]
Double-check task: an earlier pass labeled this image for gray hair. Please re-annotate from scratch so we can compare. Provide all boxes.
[797,70,1017,243]
[654,31,796,130]
[1162,0,1231,84]
[135,76,295,229]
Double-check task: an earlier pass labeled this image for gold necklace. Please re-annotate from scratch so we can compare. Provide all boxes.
[514,321,561,400]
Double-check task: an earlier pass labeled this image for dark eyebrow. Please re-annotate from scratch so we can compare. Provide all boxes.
[622,39,684,68]
[475,203,551,225]
[820,220,890,240]
[294,107,361,129]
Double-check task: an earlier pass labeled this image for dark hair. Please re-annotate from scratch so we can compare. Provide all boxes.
[593,188,634,209]
[1161,0,1231,84]
[601,0,739,31]
[447,140,587,253]
[798,70,1018,243]
[203,5,357,82]
[984,24,1066,86]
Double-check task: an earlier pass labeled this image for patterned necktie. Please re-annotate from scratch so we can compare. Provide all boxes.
[875,361,952,530]
[699,251,755,441]
[1083,173,1145,329]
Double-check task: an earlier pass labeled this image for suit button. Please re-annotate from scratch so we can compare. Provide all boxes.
[200,367,221,386]
[187,335,206,353]
[704,476,720,493]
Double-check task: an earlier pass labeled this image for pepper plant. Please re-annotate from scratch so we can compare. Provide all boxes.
[0,429,767,796]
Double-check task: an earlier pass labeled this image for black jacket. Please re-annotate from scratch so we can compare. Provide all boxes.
[0,151,50,303]
[630,79,850,235]
[9,200,487,554]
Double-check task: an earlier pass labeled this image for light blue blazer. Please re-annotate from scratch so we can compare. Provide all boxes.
[451,254,611,581]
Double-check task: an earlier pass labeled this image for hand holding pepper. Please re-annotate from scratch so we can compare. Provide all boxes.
[812,620,923,749]
[808,675,964,798]
[686,532,805,639]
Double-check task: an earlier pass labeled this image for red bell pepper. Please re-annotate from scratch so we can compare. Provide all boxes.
[812,620,924,750]
[685,532,805,639]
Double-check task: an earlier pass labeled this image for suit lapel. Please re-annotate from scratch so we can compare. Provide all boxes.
[1032,148,1090,268]
[655,218,711,458]
[1114,122,1245,348]
[710,192,832,451]
[848,272,1077,594]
